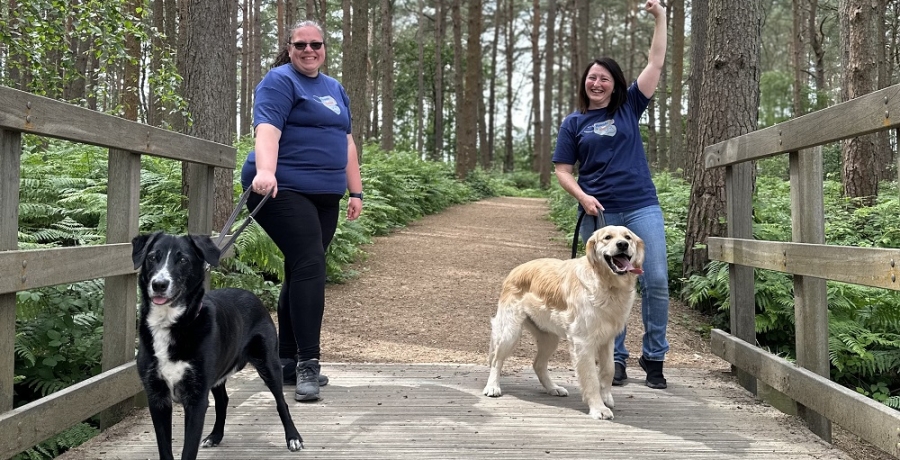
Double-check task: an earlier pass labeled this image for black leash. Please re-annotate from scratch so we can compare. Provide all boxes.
[571,208,606,259]
[214,187,272,257]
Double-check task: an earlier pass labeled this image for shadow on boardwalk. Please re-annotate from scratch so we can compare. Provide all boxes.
[58,197,852,459]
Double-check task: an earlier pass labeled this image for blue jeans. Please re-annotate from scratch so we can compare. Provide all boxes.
[578,204,670,364]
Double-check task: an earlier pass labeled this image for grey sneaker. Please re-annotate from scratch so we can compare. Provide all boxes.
[281,358,328,386]
[295,359,322,401]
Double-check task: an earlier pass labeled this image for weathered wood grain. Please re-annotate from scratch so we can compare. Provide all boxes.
[100,148,141,428]
[0,86,235,168]
[0,244,133,295]
[0,128,21,412]
[707,237,900,291]
[712,330,900,458]
[789,147,831,439]
[56,363,852,460]
[0,362,142,460]
[704,83,900,168]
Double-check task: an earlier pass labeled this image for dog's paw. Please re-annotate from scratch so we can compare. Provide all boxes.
[200,436,220,448]
[287,438,303,452]
[483,385,502,397]
[588,406,615,420]
[547,385,569,397]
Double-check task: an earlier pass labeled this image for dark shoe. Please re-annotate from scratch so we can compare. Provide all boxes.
[294,359,322,401]
[612,362,627,386]
[639,356,667,389]
[282,357,328,386]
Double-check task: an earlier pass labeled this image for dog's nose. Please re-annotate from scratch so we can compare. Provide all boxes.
[151,279,169,292]
[616,241,629,252]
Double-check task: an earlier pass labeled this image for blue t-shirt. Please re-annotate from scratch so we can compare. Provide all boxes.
[551,82,659,213]
[241,64,352,195]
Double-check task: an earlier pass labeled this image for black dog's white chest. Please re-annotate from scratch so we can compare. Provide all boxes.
[145,309,195,401]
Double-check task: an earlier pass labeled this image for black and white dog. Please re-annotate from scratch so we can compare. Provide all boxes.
[131,231,302,460]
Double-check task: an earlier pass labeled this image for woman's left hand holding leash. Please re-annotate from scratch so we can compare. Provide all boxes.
[251,171,278,198]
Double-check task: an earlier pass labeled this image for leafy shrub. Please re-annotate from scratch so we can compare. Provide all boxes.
[12,423,99,460]
[14,281,104,405]
[679,174,900,408]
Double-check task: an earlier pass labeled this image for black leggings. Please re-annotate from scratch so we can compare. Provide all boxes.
[247,190,341,361]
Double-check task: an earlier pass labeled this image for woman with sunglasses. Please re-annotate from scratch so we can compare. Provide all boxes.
[552,0,669,389]
[241,20,362,402]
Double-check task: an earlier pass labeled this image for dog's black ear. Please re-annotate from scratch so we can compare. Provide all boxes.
[189,234,222,267]
[131,231,162,269]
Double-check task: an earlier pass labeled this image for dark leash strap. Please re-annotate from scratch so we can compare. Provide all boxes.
[214,187,272,257]
[571,208,606,259]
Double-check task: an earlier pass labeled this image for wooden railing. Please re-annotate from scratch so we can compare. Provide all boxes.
[703,83,900,457]
[0,86,235,459]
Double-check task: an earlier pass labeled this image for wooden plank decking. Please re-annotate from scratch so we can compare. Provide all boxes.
[57,363,850,460]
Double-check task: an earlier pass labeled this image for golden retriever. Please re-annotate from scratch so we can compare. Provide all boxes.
[482,225,644,420]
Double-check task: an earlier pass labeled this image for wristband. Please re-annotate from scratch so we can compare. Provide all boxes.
[348,192,363,200]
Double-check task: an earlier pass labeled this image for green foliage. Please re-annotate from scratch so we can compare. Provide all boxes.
[14,281,104,405]
[18,139,108,247]
[0,0,186,116]
[679,172,900,410]
[12,423,100,460]
[758,70,807,127]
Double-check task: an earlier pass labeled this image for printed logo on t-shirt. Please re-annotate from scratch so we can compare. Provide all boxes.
[315,95,341,115]
[584,120,616,137]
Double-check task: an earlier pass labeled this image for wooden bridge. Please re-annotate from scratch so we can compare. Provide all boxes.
[2,84,900,459]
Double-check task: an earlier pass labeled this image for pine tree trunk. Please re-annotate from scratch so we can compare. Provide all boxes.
[457,0,482,179]
[503,0,514,172]
[839,0,879,204]
[539,0,556,187]
[380,0,395,152]
[346,0,369,161]
[668,0,685,173]
[432,1,445,161]
[682,0,761,278]
[530,0,542,174]
[179,0,237,231]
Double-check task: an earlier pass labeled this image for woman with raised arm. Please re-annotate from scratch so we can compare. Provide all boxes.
[551,0,669,389]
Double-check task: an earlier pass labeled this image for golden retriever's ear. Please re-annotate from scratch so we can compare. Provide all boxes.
[631,231,646,272]
[585,231,604,269]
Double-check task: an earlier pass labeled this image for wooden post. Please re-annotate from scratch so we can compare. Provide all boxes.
[99,149,142,428]
[186,163,215,290]
[0,129,21,412]
[186,163,215,235]
[725,162,756,394]
[790,147,831,441]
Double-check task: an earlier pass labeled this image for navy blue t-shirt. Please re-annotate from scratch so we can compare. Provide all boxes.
[241,64,352,195]
[551,82,659,213]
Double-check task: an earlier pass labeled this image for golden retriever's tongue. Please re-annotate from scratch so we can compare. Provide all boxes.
[614,255,643,274]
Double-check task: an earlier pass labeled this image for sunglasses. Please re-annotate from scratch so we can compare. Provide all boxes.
[291,41,324,51]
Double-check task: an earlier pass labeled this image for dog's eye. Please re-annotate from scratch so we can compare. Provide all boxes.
[177,255,189,264]
[148,251,160,262]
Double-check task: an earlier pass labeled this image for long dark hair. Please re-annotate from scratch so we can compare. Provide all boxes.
[271,20,325,69]
[576,57,627,116]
